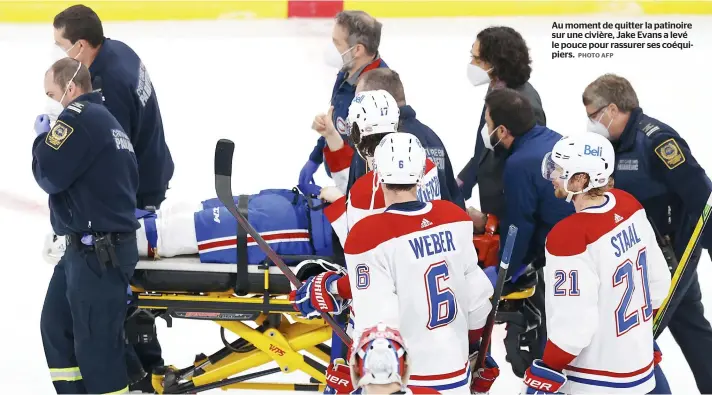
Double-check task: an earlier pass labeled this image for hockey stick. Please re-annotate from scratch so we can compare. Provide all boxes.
[653,192,712,337]
[214,139,351,345]
[474,224,518,371]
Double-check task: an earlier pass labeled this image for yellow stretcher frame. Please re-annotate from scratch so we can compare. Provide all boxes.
[129,267,335,393]
[129,257,537,393]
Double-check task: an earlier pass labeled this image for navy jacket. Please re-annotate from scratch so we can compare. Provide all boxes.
[399,105,465,209]
[500,125,574,279]
[308,57,388,176]
[458,82,546,214]
[611,107,712,252]
[32,92,140,235]
[89,38,174,208]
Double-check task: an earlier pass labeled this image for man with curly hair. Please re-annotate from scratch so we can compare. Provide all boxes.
[457,26,550,379]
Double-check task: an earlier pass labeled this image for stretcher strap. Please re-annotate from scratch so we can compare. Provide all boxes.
[145,214,159,258]
[235,195,250,295]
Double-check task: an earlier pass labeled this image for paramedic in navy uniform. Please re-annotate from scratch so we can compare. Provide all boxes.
[582,73,712,393]
[52,5,173,388]
[52,5,174,210]
[34,58,140,394]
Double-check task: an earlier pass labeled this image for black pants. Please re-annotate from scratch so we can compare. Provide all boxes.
[666,271,712,393]
[127,196,167,385]
[41,234,138,393]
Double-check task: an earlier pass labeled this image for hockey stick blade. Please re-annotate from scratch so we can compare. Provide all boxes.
[213,139,351,345]
[474,224,518,371]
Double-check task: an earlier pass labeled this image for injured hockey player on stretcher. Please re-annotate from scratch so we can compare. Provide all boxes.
[43,188,335,292]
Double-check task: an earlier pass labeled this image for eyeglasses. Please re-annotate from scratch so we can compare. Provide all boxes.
[587,105,609,121]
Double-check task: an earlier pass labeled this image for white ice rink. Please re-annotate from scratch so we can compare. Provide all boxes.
[1,14,711,394]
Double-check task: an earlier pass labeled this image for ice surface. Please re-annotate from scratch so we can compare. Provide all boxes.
[1,14,711,393]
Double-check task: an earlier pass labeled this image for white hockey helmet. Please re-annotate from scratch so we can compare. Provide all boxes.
[346,89,400,146]
[373,132,427,185]
[541,132,615,201]
[350,323,410,389]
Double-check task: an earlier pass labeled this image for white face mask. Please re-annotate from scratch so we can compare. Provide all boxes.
[467,63,492,87]
[324,44,355,70]
[43,61,81,127]
[587,108,614,139]
[482,125,501,150]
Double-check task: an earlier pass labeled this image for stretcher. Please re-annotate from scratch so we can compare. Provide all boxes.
[129,215,538,394]
[129,254,338,394]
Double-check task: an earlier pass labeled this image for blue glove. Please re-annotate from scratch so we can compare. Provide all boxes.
[288,272,349,319]
[34,114,50,136]
[523,360,567,394]
[483,266,497,287]
[298,160,320,195]
[299,182,322,197]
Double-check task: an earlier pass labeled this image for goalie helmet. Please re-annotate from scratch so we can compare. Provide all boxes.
[374,132,427,185]
[346,89,400,146]
[350,323,410,388]
[541,132,615,201]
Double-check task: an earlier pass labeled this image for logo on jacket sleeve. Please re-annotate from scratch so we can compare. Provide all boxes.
[654,138,685,170]
[336,117,347,135]
[45,120,74,150]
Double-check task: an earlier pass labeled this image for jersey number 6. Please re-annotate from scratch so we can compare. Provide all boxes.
[613,248,653,336]
[424,261,457,330]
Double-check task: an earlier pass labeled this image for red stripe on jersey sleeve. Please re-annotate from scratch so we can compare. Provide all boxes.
[324,195,347,224]
[545,216,587,257]
[542,340,577,371]
[323,144,354,173]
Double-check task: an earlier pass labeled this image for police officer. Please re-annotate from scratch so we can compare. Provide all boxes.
[299,10,387,194]
[34,58,140,394]
[355,68,465,208]
[52,5,173,387]
[582,73,712,393]
[483,88,574,377]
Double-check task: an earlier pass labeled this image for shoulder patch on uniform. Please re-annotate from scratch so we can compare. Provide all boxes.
[67,102,84,114]
[654,138,685,170]
[45,120,74,150]
[642,122,661,137]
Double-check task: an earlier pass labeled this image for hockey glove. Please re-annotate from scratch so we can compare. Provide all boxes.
[468,344,500,394]
[289,272,349,319]
[523,360,566,394]
[324,358,354,394]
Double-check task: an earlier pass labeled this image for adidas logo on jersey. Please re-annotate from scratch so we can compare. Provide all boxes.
[421,218,433,228]
[614,213,624,223]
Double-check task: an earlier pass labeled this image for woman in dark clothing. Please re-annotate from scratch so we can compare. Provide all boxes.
[458,26,549,379]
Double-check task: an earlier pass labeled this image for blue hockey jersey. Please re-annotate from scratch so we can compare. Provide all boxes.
[194,189,333,264]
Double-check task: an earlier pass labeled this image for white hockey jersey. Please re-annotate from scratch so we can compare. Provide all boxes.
[344,200,494,393]
[544,188,671,394]
[323,143,441,247]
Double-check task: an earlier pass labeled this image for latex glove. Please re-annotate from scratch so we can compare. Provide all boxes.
[299,182,322,197]
[319,186,345,203]
[484,266,498,288]
[288,272,349,319]
[34,114,51,136]
[299,160,320,193]
[523,360,567,394]
[324,359,354,394]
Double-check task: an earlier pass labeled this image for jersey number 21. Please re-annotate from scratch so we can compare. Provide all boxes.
[425,261,457,330]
